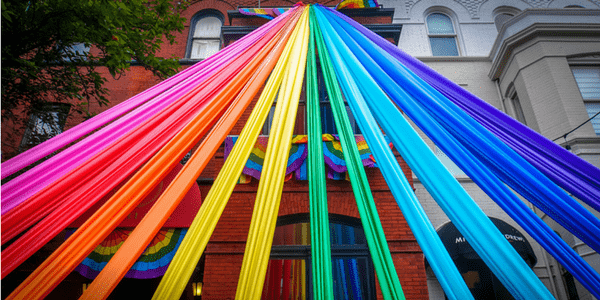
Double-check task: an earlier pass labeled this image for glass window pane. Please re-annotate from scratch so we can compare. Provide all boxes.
[332,258,371,299]
[320,104,361,134]
[262,259,308,300]
[272,223,311,246]
[190,39,220,59]
[20,104,70,150]
[193,16,222,38]
[429,37,459,56]
[585,102,600,135]
[572,68,600,100]
[427,13,455,34]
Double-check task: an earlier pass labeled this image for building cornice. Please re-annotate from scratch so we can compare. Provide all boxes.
[222,23,402,45]
[226,7,395,25]
[416,56,490,62]
[488,9,600,80]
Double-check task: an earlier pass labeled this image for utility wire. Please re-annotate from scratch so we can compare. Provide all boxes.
[552,111,600,142]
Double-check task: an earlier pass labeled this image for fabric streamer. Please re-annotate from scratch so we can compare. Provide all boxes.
[235,7,309,299]
[323,7,600,256]
[306,18,335,299]
[78,10,302,300]
[322,8,600,298]
[311,8,405,299]
[3,13,298,300]
[313,6,473,300]
[325,7,600,211]
[4,3,600,300]
[1,13,293,282]
[151,8,304,300]
[0,13,291,213]
[314,5,553,299]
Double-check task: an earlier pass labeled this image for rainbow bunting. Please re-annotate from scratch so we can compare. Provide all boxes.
[336,0,379,10]
[239,8,290,20]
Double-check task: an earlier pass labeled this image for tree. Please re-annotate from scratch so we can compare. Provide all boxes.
[1,0,188,156]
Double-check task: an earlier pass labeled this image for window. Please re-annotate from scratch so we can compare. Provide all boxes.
[572,67,600,135]
[187,11,223,59]
[260,68,360,136]
[316,65,361,135]
[19,103,70,151]
[426,13,459,56]
[511,92,527,125]
[60,43,90,62]
[264,214,376,299]
[260,103,306,136]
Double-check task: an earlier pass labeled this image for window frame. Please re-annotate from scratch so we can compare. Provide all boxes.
[267,214,377,299]
[185,10,224,60]
[425,12,460,57]
[571,65,600,136]
[19,102,71,152]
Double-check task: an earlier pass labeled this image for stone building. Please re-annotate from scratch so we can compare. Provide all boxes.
[380,0,600,299]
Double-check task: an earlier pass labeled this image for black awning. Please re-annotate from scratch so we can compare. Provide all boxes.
[434,217,537,267]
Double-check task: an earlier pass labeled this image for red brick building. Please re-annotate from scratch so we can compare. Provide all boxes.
[2,1,427,299]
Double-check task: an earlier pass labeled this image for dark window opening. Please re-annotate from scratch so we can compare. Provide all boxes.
[19,102,71,152]
[263,214,376,300]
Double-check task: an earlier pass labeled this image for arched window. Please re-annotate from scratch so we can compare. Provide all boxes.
[426,13,459,56]
[187,11,223,59]
[263,214,376,299]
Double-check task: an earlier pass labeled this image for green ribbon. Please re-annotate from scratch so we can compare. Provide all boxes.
[307,8,335,300]
[310,6,405,299]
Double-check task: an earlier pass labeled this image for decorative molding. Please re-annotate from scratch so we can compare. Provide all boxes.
[405,0,418,15]
[416,56,490,62]
[568,53,600,64]
[453,0,488,19]
[522,0,552,8]
[488,9,600,80]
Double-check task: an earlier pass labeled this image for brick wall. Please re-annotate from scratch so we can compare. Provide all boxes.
[196,135,426,299]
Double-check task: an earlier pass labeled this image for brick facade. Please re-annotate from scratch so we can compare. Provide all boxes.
[1,1,427,299]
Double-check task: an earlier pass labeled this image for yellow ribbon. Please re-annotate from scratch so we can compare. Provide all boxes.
[235,6,310,299]
[151,7,305,300]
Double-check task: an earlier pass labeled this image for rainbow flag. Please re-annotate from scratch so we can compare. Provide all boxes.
[239,8,289,20]
[336,0,379,10]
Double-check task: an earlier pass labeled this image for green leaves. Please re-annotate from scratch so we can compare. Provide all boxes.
[1,0,188,156]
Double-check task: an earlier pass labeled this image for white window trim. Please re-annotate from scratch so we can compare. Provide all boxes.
[186,11,224,60]
[424,9,462,57]
[571,65,600,136]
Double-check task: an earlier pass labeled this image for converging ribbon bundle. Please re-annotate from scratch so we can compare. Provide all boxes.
[2,4,600,300]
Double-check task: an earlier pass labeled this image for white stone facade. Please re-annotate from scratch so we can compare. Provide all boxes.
[379,1,600,299]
